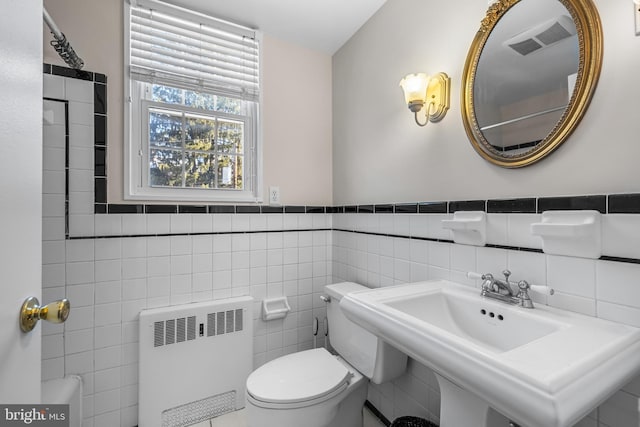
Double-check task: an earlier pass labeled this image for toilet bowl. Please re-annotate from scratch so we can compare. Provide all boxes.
[245,282,407,427]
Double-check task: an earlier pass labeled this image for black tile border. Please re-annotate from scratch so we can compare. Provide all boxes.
[537,195,606,214]
[364,400,391,427]
[608,194,640,214]
[487,198,536,213]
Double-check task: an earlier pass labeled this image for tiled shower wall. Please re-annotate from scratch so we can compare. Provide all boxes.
[43,66,640,427]
[331,212,640,426]
[42,71,332,427]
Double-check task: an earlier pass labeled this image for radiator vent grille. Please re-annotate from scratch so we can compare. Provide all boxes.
[161,391,236,427]
[153,310,244,347]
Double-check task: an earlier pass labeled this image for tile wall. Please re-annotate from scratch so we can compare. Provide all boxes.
[42,70,332,427]
[331,210,640,426]
[42,65,640,427]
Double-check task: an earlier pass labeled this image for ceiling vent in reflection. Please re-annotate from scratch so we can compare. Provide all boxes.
[504,15,576,56]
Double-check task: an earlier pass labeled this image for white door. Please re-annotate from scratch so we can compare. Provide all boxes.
[0,1,44,402]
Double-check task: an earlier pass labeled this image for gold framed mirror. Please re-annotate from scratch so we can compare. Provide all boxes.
[461,0,603,168]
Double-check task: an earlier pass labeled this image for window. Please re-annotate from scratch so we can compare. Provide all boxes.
[125,0,261,202]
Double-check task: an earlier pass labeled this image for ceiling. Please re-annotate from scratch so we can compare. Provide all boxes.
[164,0,388,54]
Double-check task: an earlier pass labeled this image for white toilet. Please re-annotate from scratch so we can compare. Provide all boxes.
[245,282,408,427]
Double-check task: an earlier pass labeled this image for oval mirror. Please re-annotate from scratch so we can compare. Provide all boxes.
[461,0,603,168]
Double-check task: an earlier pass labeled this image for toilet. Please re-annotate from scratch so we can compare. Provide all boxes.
[245,282,407,427]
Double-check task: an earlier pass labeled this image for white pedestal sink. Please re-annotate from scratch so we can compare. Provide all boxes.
[340,280,640,427]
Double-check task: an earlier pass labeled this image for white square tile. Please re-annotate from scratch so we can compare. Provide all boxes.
[603,214,640,259]
[94,303,122,327]
[122,258,147,279]
[95,260,121,282]
[548,291,596,316]
[43,123,65,149]
[147,276,171,298]
[65,78,94,103]
[43,263,65,288]
[95,281,122,304]
[427,214,453,240]
[43,147,65,172]
[170,235,192,255]
[69,215,95,237]
[506,250,546,287]
[597,301,640,328]
[69,146,94,171]
[66,261,95,285]
[68,169,93,192]
[450,243,476,273]
[146,214,170,234]
[122,237,147,258]
[43,217,65,241]
[170,214,191,234]
[66,240,95,263]
[95,215,122,236]
[232,214,251,232]
[507,214,542,249]
[428,241,450,269]
[485,214,508,246]
[93,389,121,415]
[68,101,94,126]
[596,260,640,308]
[43,170,65,194]
[147,236,171,257]
[95,239,121,260]
[410,215,429,238]
[122,215,147,235]
[65,329,94,355]
[69,123,93,148]
[122,278,147,301]
[546,255,596,298]
[192,214,213,233]
[66,283,95,307]
[43,74,66,99]
[212,214,232,232]
[94,325,122,349]
[267,214,283,231]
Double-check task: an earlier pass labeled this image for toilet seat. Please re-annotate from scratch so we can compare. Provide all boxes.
[246,348,353,408]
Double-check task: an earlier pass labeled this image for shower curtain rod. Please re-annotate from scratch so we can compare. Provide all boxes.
[43,7,84,70]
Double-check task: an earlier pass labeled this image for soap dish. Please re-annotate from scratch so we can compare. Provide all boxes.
[262,297,291,321]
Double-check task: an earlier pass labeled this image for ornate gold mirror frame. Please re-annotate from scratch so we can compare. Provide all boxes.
[461,0,603,168]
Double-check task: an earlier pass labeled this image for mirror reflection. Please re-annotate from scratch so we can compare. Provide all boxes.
[474,0,578,156]
[462,0,603,168]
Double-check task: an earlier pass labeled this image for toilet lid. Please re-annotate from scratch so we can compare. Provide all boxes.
[246,348,351,404]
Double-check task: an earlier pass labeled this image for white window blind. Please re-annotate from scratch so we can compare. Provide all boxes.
[128,0,259,101]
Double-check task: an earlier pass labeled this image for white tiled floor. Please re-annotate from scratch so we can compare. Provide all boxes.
[190,407,387,427]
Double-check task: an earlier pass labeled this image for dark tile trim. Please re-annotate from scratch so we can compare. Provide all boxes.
[449,200,486,213]
[261,206,283,214]
[284,206,305,214]
[375,204,394,213]
[344,206,358,213]
[178,205,207,214]
[419,202,448,214]
[364,400,391,427]
[306,206,326,214]
[358,205,374,214]
[537,195,606,214]
[69,228,333,240]
[608,194,640,214]
[395,203,418,214]
[236,205,261,214]
[145,205,178,214]
[487,198,536,214]
[326,206,343,213]
[108,204,144,214]
[208,205,235,214]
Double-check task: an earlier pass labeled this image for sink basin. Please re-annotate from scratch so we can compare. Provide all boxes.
[340,280,640,427]
[384,288,564,352]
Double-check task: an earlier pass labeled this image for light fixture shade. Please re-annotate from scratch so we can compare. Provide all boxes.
[399,73,429,112]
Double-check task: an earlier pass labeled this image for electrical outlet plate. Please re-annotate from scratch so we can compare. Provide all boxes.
[269,186,281,206]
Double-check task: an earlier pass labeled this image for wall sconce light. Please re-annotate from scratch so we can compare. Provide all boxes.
[399,72,451,126]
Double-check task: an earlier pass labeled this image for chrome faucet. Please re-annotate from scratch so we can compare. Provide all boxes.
[469,270,554,309]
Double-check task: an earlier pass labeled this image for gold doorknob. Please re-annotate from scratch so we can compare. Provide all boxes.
[20,297,70,332]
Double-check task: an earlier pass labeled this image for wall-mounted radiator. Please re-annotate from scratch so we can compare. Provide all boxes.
[138,296,253,427]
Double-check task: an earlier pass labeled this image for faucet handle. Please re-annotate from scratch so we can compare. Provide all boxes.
[517,280,555,295]
[502,269,511,283]
[467,271,493,281]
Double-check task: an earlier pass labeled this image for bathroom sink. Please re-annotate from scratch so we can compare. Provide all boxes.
[340,280,640,427]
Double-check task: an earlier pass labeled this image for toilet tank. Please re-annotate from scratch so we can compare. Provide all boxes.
[325,282,407,384]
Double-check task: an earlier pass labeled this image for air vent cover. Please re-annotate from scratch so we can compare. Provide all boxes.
[504,15,576,56]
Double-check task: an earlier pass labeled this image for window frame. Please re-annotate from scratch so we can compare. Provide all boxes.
[123,0,262,203]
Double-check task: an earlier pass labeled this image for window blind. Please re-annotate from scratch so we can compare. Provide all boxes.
[128,0,259,101]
